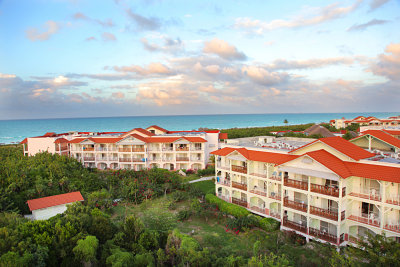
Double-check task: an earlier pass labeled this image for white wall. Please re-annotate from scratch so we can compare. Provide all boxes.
[32,203,69,220]
[28,137,57,156]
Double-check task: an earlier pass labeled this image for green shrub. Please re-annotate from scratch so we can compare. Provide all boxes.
[169,191,188,202]
[258,217,280,232]
[205,194,250,218]
[177,209,192,221]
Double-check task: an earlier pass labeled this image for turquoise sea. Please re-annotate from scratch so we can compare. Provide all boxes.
[0,112,399,144]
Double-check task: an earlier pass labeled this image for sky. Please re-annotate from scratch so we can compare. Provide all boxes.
[0,0,399,120]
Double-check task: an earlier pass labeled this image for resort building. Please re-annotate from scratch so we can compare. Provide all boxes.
[212,136,400,246]
[350,130,400,156]
[20,125,227,171]
[330,115,400,129]
[26,191,84,220]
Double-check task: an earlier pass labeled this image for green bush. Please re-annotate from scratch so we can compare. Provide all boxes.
[177,209,192,221]
[205,194,250,218]
[169,191,188,202]
[258,217,280,232]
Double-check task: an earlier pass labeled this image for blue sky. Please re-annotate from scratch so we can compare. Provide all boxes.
[0,0,399,119]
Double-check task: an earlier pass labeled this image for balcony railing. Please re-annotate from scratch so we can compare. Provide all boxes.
[386,196,400,206]
[249,188,267,197]
[132,147,145,152]
[119,158,132,162]
[162,147,174,151]
[216,179,230,186]
[83,157,95,161]
[217,194,230,203]
[284,178,308,191]
[119,148,132,152]
[270,211,281,219]
[310,206,338,221]
[150,158,162,162]
[250,205,266,214]
[216,164,230,171]
[348,214,380,227]
[269,192,281,201]
[232,165,247,174]
[190,158,202,162]
[348,189,381,202]
[108,157,118,161]
[384,224,400,233]
[231,197,247,208]
[176,147,189,151]
[310,183,339,197]
[269,175,282,182]
[83,147,94,151]
[232,181,247,191]
[96,147,108,151]
[250,172,267,178]
[55,146,68,151]
[176,157,189,161]
[283,197,307,212]
[96,157,108,161]
[282,217,307,234]
[132,158,144,162]
[309,227,337,244]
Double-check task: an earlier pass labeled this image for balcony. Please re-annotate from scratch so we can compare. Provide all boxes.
[250,205,266,215]
[108,157,118,161]
[232,165,247,174]
[132,158,144,162]
[283,197,307,212]
[216,179,230,186]
[310,206,338,221]
[96,147,108,152]
[83,157,95,161]
[231,197,247,208]
[162,147,174,151]
[284,178,308,191]
[249,188,267,197]
[348,190,381,202]
[384,224,400,233]
[191,147,203,151]
[232,181,247,191]
[216,164,230,171]
[55,146,68,151]
[96,157,108,161]
[269,192,281,201]
[250,172,267,179]
[269,175,282,182]
[83,147,94,152]
[119,158,132,162]
[310,183,339,197]
[348,214,380,228]
[190,158,202,162]
[217,194,230,203]
[119,148,132,152]
[176,157,189,161]
[176,147,189,151]
[270,211,281,220]
[308,227,337,244]
[150,158,162,162]
[282,217,307,234]
[386,196,400,206]
[132,147,145,152]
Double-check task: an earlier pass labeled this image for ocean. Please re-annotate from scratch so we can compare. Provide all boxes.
[0,112,398,144]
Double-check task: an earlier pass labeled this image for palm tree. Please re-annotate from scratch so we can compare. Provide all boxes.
[284,119,288,126]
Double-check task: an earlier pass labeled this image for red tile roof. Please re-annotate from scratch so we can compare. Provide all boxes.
[383,130,400,136]
[146,125,168,132]
[27,191,84,211]
[289,136,374,160]
[344,162,400,183]
[183,137,207,143]
[211,147,298,165]
[89,137,122,144]
[20,138,28,144]
[304,150,352,178]
[133,128,155,136]
[43,132,56,137]
[354,130,400,149]
[54,138,69,144]
[69,138,87,143]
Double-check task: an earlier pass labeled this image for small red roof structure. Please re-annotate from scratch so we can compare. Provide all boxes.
[27,191,84,211]
[146,125,168,133]
[43,132,56,137]
[353,130,400,149]
[54,138,69,144]
[20,138,28,144]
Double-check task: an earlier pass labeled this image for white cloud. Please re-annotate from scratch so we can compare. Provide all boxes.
[25,20,60,41]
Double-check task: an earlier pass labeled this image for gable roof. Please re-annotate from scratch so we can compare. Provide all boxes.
[353,130,400,149]
[211,147,298,165]
[69,138,87,144]
[54,138,69,144]
[383,130,400,136]
[304,125,335,137]
[120,128,155,138]
[20,138,28,144]
[344,162,400,183]
[27,191,84,211]
[43,132,56,137]
[303,149,352,178]
[289,136,374,161]
[146,125,168,132]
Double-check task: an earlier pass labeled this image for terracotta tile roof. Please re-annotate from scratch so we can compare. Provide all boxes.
[43,132,56,137]
[354,130,400,149]
[183,137,207,143]
[167,130,220,134]
[146,125,168,132]
[27,191,84,211]
[146,137,180,143]
[344,162,400,183]
[69,138,87,143]
[290,136,374,160]
[20,138,28,144]
[219,133,228,139]
[128,134,148,143]
[211,147,298,165]
[89,137,122,144]
[304,150,352,178]
[383,130,400,136]
[120,128,155,138]
[54,138,69,144]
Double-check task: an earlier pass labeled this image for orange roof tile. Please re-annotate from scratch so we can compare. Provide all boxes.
[304,150,352,178]
[354,130,400,149]
[211,147,298,165]
[69,138,87,143]
[43,132,56,137]
[146,125,168,132]
[219,133,228,139]
[89,137,122,144]
[183,137,207,143]
[383,130,400,136]
[20,138,28,144]
[27,191,84,211]
[290,136,374,160]
[54,138,69,144]
[344,162,400,183]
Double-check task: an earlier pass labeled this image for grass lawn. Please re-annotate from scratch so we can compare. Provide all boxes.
[191,180,215,195]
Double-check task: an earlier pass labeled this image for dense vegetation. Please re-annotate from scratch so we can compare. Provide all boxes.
[1,145,399,266]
